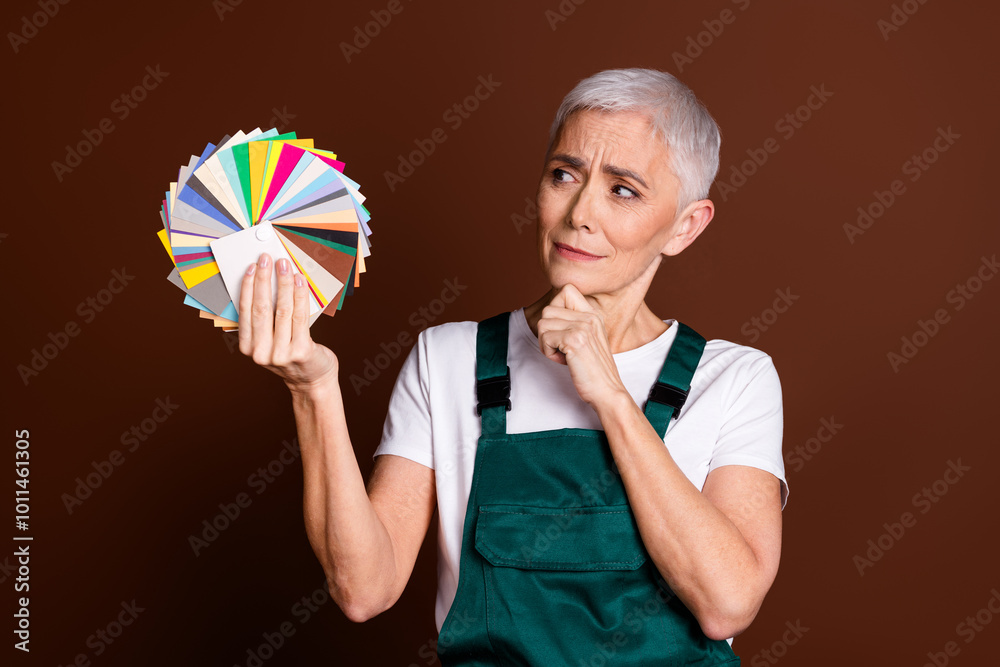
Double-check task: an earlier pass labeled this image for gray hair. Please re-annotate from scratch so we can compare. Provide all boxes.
[546,68,721,216]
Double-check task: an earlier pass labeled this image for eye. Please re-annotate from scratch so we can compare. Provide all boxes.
[551,167,574,183]
[611,183,639,199]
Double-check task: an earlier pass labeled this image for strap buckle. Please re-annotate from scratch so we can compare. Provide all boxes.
[476,367,512,415]
[645,381,689,419]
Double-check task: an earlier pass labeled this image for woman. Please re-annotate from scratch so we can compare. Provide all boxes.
[239,68,787,665]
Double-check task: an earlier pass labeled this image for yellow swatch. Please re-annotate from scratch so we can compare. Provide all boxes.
[179,260,220,289]
[250,139,314,223]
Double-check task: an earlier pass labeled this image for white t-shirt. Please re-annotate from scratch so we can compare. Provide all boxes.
[372,308,788,644]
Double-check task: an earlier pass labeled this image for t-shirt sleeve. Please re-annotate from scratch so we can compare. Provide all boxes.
[371,330,434,470]
[708,352,788,510]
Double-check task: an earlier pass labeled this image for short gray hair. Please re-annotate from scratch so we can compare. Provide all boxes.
[547,68,721,216]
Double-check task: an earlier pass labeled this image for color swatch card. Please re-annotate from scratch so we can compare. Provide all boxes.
[156,129,373,332]
[209,220,326,323]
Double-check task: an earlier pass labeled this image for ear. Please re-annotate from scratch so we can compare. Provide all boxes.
[661,198,715,256]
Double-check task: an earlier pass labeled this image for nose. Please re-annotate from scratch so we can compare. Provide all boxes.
[566,178,598,232]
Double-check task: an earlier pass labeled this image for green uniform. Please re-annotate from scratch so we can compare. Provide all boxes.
[437,311,741,666]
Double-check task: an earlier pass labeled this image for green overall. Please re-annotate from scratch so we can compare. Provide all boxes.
[437,312,741,666]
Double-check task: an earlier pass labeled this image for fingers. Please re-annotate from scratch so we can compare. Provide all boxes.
[538,302,591,362]
[549,283,590,311]
[538,328,569,365]
[540,305,597,329]
[537,313,576,365]
[237,261,256,356]
[537,285,606,365]
[250,253,275,363]
[272,258,295,352]
[561,283,591,310]
[536,317,573,339]
[234,252,321,380]
[544,286,596,324]
[290,271,312,350]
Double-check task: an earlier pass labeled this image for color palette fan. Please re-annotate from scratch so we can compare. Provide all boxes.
[156,128,372,332]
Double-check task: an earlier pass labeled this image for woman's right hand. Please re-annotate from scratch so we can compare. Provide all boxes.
[237,252,339,393]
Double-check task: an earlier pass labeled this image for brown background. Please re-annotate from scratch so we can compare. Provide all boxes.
[4,0,999,664]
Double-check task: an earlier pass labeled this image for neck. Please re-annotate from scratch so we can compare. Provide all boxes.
[523,287,668,354]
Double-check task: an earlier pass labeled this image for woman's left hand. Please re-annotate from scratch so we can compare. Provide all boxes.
[537,284,628,408]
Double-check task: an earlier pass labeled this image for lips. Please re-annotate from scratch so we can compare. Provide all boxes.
[554,242,602,258]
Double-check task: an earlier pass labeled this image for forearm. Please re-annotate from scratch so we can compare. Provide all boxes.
[595,391,763,639]
[289,376,396,621]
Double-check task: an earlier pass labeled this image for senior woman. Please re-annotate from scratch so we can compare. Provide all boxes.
[238,68,787,665]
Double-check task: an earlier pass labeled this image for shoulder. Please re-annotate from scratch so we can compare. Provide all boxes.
[411,319,482,376]
[694,334,781,406]
[700,336,777,375]
[417,318,479,352]
[417,310,517,350]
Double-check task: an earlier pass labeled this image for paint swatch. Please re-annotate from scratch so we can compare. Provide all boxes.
[156,128,373,332]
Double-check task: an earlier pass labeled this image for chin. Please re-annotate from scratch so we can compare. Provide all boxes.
[547,272,598,295]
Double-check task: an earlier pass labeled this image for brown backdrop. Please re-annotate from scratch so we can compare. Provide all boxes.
[5,0,999,665]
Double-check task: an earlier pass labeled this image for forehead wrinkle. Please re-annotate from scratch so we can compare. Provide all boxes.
[551,113,664,191]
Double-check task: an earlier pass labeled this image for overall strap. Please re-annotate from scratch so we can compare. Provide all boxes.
[475,312,512,437]
[643,322,707,440]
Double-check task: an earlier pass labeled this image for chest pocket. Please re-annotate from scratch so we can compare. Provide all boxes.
[475,503,647,571]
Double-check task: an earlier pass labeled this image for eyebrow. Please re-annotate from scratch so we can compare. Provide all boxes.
[548,153,649,190]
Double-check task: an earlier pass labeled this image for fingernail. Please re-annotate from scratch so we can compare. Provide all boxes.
[259,254,269,269]
[246,263,256,276]
[295,274,304,287]
[278,258,288,275]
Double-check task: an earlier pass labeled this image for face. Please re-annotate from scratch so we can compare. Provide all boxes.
[535,108,707,297]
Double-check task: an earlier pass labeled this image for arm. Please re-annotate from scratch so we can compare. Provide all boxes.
[595,392,782,641]
[291,380,436,623]
[534,285,783,641]
[238,253,435,622]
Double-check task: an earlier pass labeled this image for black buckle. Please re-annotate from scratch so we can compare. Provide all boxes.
[646,381,689,418]
[476,367,512,415]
